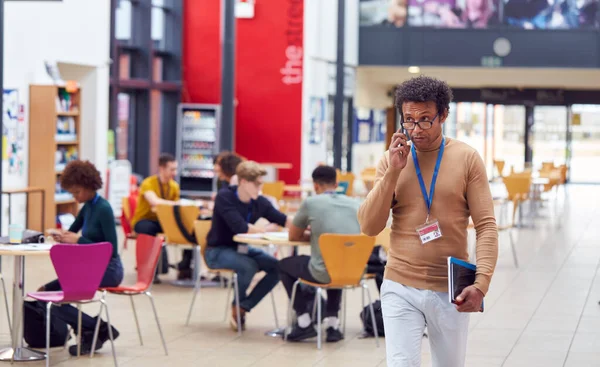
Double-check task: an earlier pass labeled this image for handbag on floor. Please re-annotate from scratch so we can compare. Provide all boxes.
[360,300,385,337]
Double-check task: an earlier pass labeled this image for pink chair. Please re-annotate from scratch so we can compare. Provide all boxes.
[26,242,117,367]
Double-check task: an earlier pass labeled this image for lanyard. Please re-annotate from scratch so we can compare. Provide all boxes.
[411,136,445,221]
[157,175,170,199]
[82,193,99,234]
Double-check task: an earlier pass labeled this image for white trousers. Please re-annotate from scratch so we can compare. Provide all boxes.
[381,279,469,367]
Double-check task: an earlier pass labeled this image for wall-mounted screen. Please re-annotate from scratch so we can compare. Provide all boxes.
[359,0,600,29]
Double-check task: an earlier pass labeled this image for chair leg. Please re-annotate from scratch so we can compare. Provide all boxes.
[363,283,379,347]
[130,295,143,345]
[146,292,168,355]
[316,287,323,350]
[361,285,366,334]
[342,288,347,334]
[0,275,11,340]
[508,229,519,268]
[270,291,279,329]
[233,274,242,336]
[224,273,234,322]
[101,297,119,366]
[90,304,104,358]
[186,264,202,326]
[285,280,300,341]
[46,302,52,367]
[76,304,83,357]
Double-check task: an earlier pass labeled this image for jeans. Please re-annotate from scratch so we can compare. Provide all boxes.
[44,257,124,333]
[380,279,469,367]
[134,219,193,273]
[204,246,279,312]
[278,255,341,318]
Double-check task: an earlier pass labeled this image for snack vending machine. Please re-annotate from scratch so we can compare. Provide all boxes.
[175,103,221,196]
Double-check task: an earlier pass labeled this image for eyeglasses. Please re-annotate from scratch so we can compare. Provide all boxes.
[401,115,439,130]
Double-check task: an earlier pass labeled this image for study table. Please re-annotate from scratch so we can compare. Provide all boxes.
[0,243,53,362]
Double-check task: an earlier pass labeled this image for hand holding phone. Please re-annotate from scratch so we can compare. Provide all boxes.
[389,129,410,170]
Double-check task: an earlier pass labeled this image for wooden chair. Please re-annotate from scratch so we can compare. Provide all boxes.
[336,170,355,196]
[155,205,200,287]
[502,174,532,227]
[285,234,378,349]
[493,159,505,178]
[262,181,285,202]
[187,220,279,335]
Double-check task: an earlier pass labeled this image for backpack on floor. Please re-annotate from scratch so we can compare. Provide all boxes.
[360,300,385,337]
[23,300,70,348]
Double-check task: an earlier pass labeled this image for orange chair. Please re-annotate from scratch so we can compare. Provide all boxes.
[285,234,378,349]
[102,234,168,355]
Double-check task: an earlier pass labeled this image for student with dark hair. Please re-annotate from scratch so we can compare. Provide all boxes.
[131,153,182,281]
[40,160,123,356]
[278,165,361,343]
[213,152,244,190]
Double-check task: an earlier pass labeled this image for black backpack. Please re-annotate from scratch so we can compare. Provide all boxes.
[23,301,70,348]
[360,300,385,337]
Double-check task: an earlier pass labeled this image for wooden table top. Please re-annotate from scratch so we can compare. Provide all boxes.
[0,243,52,256]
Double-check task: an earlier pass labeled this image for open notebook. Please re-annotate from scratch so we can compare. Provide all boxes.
[447,257,484,312]
[237,232,289,241]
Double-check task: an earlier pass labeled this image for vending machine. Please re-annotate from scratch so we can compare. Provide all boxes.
[175,103,221,196]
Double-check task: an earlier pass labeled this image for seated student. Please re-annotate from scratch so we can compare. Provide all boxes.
[130,153,181,282]
[39,160,123,356]
[204,161,291,331]
[279,165,361,343]
[214,151,243,190]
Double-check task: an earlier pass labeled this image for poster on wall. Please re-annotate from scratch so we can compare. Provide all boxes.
[360,0,600,29]
[308,97,325,144]
[2,89,25,177]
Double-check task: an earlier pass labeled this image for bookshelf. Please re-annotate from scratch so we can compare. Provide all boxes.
[27,85,81,231]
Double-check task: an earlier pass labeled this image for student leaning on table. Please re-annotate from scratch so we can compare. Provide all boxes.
[204,160,292,331]
[39,160,123,356]
[358,76,498,367]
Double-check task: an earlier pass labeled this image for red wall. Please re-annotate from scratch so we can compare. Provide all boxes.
[183,0,304,184]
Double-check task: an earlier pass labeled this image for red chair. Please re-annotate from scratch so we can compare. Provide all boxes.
[102,234,168,355]
[26,243,117,367]
[120,193,138,252]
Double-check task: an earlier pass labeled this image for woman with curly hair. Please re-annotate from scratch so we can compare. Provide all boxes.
[39,160,123,356]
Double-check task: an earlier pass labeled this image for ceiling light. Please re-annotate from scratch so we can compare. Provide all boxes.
[408,66,420,74]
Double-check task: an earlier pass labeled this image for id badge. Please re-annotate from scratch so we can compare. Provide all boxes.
[237,244,249,254]
[416,219,442,245]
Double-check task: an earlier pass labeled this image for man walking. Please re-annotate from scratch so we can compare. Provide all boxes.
[358,75,498,367]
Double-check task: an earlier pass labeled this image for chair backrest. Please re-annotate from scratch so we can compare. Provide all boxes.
[262,181,285,202]
[318,234,375,287]
[336,171,355,196]
[155,204,199,245]
[193,220,212,258]
[493,159,505,177]
[50,242,112,302]
[135,234,165,287]
[502,174,532,201]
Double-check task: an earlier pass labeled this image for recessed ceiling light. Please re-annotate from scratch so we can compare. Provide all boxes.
[408,66,420,74]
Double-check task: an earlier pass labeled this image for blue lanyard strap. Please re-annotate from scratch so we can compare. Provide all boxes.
[411,137,445,218]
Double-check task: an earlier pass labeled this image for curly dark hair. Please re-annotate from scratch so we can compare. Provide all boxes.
[60,160,103,191]
[219,153,244,178]
[395,75,453,119]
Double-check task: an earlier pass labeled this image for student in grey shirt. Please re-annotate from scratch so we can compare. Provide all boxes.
[279,165,361,343]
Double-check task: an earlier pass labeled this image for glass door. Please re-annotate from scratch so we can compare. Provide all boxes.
[492,105,526,174]
[569,104,600,183]
[531,106,568,170]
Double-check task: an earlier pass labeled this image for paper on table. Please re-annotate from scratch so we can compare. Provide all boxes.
[236,232,290,241]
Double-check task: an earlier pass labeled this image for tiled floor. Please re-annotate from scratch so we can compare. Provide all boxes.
[0,184,597,366]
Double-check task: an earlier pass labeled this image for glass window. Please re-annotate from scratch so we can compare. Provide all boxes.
[116,0,132,40]
[494,105,526,174]
[152,0,166,43]
[531,106,567,169]
[570,104,600,183]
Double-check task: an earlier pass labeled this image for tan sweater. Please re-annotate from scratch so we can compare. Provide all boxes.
[358,137,498,295]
